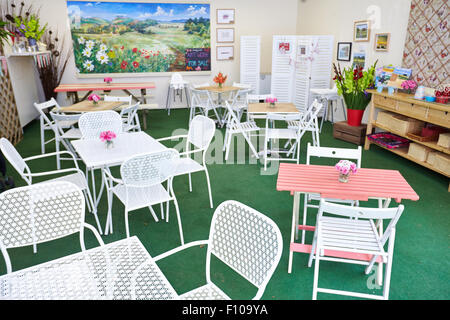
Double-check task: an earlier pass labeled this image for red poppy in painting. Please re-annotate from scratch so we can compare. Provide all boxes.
[133,61,139,68]
[132,48,138,53]
[120,46,124,50]
[121,61,128,69]
[145,56,150,59]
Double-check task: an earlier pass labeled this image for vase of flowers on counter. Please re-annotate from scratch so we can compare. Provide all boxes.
[335,160,358,183]
[213,72,227,88]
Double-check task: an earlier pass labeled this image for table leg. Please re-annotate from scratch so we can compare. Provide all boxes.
[376,198,392,286]
[141,88,148,130]
[288,192,300,274]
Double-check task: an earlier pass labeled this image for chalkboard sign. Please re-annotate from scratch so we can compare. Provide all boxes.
[185,48,211,71]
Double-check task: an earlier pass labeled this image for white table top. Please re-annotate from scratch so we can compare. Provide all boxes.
[310,88,339,99]
[0,236,178,300]
[72,131,167,168]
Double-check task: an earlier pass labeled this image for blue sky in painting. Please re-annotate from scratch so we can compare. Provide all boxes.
[67,1,210,21]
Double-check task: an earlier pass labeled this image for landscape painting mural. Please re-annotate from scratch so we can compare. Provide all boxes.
[67,1,211,74]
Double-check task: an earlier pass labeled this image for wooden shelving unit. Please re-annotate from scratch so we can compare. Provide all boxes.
[365,89,450,191]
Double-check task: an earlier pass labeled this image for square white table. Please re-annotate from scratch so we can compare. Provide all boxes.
[71,132,168,225]
[0,236,179,300]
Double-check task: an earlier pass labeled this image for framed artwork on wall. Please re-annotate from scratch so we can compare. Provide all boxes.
[217,9,235,24]
[337,42,352,61]
[217,46,234,60]
[374,33,390,51]
[66,1,211,74]
[217,28,234,43]
[354,20,370,42]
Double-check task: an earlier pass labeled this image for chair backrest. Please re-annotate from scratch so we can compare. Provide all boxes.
[0,181,100,273]
[317,199,404,246]
[224,101,242,125]
[119,102,140,121]
[49,112,82,135]
[33,98,60,129]
[306,143,362,168]
[0,138,32,184]
[187,115,216,150]
[78,110,123,140]
[104,95,132,105]
[120,149,179,188]
[207,200,283,299]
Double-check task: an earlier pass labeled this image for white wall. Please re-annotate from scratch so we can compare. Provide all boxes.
[25,0,298,109]
[296,0,412,122]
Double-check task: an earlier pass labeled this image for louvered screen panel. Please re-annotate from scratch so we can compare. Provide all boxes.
[240,36,261,94]
[293,36,312,112]
[270,36,297,103]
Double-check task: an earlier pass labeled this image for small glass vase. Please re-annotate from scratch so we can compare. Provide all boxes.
[270,102,276,108]
[105,140,114,149]
[218,83,223,88]
[338,173,349,183]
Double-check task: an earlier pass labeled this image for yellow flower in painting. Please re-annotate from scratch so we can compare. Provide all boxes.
[107,50,116,59]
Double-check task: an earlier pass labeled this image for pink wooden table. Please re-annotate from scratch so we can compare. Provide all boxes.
[276,163,419,276]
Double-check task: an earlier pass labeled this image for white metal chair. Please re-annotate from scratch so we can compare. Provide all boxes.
[286,99,321,148]
[298,143,362,243]
[0,181,104,273]
[34,98,77,155]
[120,102,141,132]
[49,111,83,169]
[0,137,103,236]
[157,115,216,208]
[78,110,123,140]
[189,87,222,125]
[309,199,404,300]
[263,100,323,171]
[137,200,283,300]
[166,73,189,115]
[224,87,252,123]
[223,101,260,161]
[102,149,184,245]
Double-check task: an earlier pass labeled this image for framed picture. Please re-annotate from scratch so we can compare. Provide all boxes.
[337,42,352,61]
[217,28,234,43]
[374,33,390,51]
[354,20,370,42]
[217,46,234,60]
[217,9,235,24]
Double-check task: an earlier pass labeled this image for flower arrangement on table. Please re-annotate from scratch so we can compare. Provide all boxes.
[335,160,357,183]
[100,130,117,149]
[87,94,101,104]
[213,72,227,88]
[435,85,450,105]
[265,96,278,107]
[400,80,417,94]
[333,61,377,126]
[104,77,113,84]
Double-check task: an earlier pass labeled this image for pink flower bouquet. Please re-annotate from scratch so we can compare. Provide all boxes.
[104,77,113,84]
[88,94,101,104]
[265,96,278,106]
[401,80,417,94]
[335,160,357,182]
[100,130,116,149]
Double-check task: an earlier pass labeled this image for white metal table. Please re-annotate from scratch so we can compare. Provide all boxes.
[71,132,168,228]
[0,236,179,300]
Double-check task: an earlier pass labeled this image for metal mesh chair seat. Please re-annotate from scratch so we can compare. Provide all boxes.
[180,283,231,300]
[41,171,89,191]
[111,183,172,211]
[60,128,82,140]
[172,157,204,176]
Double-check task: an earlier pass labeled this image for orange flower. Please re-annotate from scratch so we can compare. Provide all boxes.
[213,72,227,84]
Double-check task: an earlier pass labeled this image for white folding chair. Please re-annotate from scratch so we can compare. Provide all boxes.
[0,181,104,273]
[0,137,103,236]
[120,102,141,132]
[263,100,323,171]
[102,149,184,245]
[157,115,216,208]
[78,110,123,140]
[34,98,77,155]
[133,200,283,300]
[297,143,362,243]
[166,73,189,115]
[223,101,260,161]
[49,111,82,169]
[286,99,322,149]
[309,199,404,300]
[224,87,252,123]
[189,87,222,125]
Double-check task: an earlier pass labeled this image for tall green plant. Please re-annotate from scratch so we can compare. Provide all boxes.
[333,61,377,110]
[0,19,13,47]
[14,14,46,40]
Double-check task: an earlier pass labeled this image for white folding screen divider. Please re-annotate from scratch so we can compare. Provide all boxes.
[271,35,334,113]
[271,35,298,103]
[240,36,261,95]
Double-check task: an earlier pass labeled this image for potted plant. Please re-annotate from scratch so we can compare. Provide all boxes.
[14,14,47,47]
[333,61,377,126]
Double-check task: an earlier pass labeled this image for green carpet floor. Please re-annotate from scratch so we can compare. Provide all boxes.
[1,108,449,300]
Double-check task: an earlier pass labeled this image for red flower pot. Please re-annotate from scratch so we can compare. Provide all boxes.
[347,109,365,127]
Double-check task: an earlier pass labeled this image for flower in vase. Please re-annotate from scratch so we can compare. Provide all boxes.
[335,160,357,182]
[265,96,278,105]
[88,94,101,104]
[104,77,113,84]
[100,130,117,142]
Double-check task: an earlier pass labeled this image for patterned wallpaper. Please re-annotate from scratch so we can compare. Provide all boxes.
[402,0,449,88]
